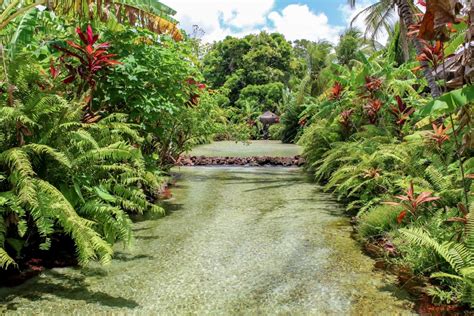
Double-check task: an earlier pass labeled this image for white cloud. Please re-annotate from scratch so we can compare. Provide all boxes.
[268,5,342,44]
[164,0,275,42]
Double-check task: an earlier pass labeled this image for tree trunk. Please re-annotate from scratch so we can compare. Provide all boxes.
[399,18,410,63]
[395,0,442,97]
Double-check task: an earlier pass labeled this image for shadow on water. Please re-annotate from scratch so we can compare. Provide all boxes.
[1,270,139,310]
[225,176,303,185]
[132,226,155,233]
[131,203,184,222]
[113,252,155,262]
[162,202,185,215]
[134,235,162,241]
[244,183,300,192]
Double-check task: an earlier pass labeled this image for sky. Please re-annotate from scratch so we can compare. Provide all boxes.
[162,0,379,44]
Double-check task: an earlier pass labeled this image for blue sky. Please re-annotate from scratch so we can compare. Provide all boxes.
[275,0,350,25]
[164,0,375,43]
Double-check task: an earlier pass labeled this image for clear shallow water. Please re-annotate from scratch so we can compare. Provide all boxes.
[0,167,413,315]
[188,140,302,157]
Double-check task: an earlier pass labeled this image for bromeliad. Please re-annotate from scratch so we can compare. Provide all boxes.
[52,25,121,121]
[339,108,354,130]
[364,99,382,125]
[53,25,121,90]
[329,82,344,101]
[53,25,121,89]
[415,40,445,70]
[384,181,440,223]
[390,96,415,127]
[427,123,450,148]
[364,76,383,94]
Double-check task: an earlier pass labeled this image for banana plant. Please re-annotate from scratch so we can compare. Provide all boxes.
[0,0,182,40]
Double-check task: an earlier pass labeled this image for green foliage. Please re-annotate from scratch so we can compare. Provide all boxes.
[400,222,474,307]
[298,121,341,173]
[0,16,192,270]
[96,27,223,168]
[297,25,474,307]
[357,204,400,239]
[336,29,371,67]
[268,123,283,141]
[202,32,298,135]
[0,80,167,267]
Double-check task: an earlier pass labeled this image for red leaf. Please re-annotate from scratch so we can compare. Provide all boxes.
[103,59,122,65]
[76,27,88,45]
[394,195,410,201]
[420,196,441,203]
[397,211,408,224]
[419,11,435,41]
[419,0,462,41]
[86,25,94,45]
[86,45,94,55]
[446,217,467,223]
[50,59,58,79]
[65,41,87,56]
[63,75,76,84]
[96,42,111,49]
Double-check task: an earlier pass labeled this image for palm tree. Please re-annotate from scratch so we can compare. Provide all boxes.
[348,0,441,97]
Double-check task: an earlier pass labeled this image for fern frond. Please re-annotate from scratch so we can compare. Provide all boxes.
[424,165,450,192]
[400,228,473,273]
[0,106,37,127]
[23,144,71,168]
[34,179,113,265]
[70,130,99,150]
[0,148,38,207]
[80,200,132,245]
[0,247,16,269]
[431,272,464,281]
[73,142,136,165]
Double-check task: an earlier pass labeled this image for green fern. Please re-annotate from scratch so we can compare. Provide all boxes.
[400,227,474,307]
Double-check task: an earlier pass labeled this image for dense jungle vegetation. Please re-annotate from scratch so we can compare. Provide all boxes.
[1,0,474,311]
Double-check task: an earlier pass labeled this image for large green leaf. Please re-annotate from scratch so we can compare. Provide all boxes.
[444,22,467,56]
[419,85,474,116]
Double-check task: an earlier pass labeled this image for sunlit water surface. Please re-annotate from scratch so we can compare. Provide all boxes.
[188,140,303,157]
[0,166,414,315]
